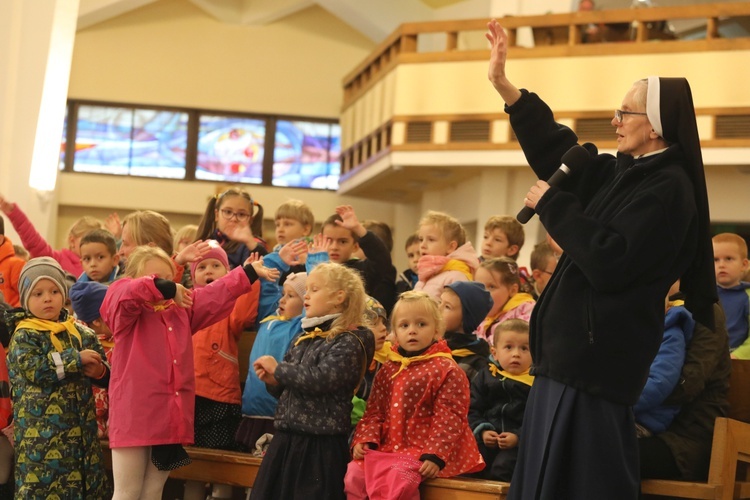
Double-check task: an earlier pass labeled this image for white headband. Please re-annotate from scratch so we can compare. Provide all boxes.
[646,76,663,138]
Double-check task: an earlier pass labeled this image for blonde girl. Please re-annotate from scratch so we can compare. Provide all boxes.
[346,291,483,499]
[196,187,267,268]
[251,262,375,500]
[0,193,101,276]
[474,257,536,343]
[101,246,277,500]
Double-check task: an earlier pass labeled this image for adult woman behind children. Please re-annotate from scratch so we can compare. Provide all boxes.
[486,19,716,499]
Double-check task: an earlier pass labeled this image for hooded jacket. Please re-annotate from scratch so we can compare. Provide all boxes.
[0,237,24,307]
[415,242,480,301]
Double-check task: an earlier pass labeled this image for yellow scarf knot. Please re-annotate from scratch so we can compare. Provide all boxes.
[16,317,83,353]
[488,363,535,386]
[148,300,176,312]
[391,351,454,379]
[260,315,289,324]
[294,327,330,346]
[440,259,473,281]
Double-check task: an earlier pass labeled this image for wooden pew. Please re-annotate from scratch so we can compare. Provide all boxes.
[641,359,750,500]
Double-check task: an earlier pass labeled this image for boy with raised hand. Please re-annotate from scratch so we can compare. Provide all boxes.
[321,205,397,314]
[713,233,750,358]
[78,229,120,283]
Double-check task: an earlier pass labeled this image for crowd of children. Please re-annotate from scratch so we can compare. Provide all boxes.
[0,182,745,498]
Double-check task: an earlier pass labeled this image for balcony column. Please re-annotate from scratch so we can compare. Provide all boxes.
[0,0,79,243]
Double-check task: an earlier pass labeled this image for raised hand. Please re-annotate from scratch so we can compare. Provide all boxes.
[0,194,14,214]
[105,212,122,239]
[335,205,366,238]
[174,284,194,308]
[309,233,331,255]
[175,239,210,266]
[486,19,522,105]
[245,253,281,282]
[279,240,309,267]
[222,222,256,248]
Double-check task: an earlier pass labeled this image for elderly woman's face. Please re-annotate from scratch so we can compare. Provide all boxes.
[612,85,657,157]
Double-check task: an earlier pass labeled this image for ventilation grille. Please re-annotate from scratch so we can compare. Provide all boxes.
[716,115,750,139]
[406,122,432,143]
[575,118,614,141]
[450,120,490,142]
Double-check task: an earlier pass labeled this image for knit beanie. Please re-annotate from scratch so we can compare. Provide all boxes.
[283,272,307,300]
[190,240,230,279]
[445,281,494,335]
[19,257,68,311]
[69,281,108,323]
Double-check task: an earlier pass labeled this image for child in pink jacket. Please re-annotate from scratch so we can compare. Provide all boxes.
[414,211,479,300]
[0,194,101,276]
[101,245,277,500]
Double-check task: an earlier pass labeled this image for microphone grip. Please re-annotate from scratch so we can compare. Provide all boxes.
[516,205,535,225]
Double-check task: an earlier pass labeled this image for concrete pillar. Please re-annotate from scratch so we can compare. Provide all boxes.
[0,0,79,244]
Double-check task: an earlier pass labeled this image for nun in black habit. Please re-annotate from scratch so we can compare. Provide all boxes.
[485,19,717,500]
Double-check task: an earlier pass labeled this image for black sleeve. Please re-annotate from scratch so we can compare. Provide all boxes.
[154,278,177,299]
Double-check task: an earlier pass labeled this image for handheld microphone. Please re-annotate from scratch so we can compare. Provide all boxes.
[516,144,590,224]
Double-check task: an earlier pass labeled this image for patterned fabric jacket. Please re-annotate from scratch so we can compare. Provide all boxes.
[269,322,375,435]
[352,340,484,477]
[7,314,110,498]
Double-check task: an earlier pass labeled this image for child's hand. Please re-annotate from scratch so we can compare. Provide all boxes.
[482,430,499,448]
[105,212,122,239]
[279,240,308,267]
[174,284,194,308]
[245,254,281,282]
[335,205,366,238]
[309,233,330,255]
[498,432,518,449]
[352,443,372,460]
[254,355,279,385]
[419,459,440,478]
[223,223,257,249]
[175,239,210,266]
[80,349,105,378]
[0,194,14,214]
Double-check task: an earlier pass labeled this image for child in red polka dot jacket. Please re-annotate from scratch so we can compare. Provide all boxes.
[345,291,484,499]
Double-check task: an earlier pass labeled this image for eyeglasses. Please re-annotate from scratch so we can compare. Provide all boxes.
[219,208,251,222]
[614,109,648,124]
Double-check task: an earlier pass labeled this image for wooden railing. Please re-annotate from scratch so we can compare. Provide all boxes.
[340,108,750,178]
[342,2,750,109]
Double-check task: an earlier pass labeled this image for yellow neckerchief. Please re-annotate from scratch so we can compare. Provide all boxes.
[488,363,535,387]
[99,337,115,350]
[667,299,685,309]
[260,315,289,324]
[373,341,395,364]
[440,259,473,281]
[147,299,176,312]
[294,327,330,346]
[480,292,536,333]
[391,351,454,379]
[451,348,476,358]
[16,317,83,353]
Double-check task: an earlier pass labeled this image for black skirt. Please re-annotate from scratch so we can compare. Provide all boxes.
[249,430,349,500]
[193,396,241,451]
[507,376,639,500]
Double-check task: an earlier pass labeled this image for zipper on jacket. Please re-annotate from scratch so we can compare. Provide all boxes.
[585,288,594,344]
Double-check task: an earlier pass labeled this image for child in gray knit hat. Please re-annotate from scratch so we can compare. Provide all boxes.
[6,257,111,497]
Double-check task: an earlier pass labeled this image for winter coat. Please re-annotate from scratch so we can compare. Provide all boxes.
[444,331,491,382]
[508,89,698,405]
[193,280,260,404]
[352,340,484,477]
[7,314,109,498]
[634,304,694,434]
[344,231,398,315]
[269,321,375,435]
[716,282,750,353]
[475,293,536,343]
[415,243,480,301]
[101,265,256,448]
[0,237,24,307]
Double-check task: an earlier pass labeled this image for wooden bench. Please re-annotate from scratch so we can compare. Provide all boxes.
[641,359,750,500]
